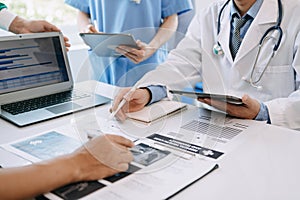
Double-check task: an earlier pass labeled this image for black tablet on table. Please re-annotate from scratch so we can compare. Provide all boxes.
[170,90,243,105]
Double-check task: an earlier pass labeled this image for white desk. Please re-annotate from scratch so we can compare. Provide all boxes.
[173,124,300,200]
[1,81,300,200]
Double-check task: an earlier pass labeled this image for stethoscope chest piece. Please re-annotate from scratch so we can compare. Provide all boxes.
[213,43,224,55]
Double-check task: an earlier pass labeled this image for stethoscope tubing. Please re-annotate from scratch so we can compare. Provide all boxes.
[214,0,283,90]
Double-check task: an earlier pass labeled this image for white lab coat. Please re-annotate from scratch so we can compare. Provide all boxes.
[139,0,300,130]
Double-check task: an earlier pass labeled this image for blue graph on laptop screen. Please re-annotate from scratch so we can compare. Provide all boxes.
[0,36,69,95]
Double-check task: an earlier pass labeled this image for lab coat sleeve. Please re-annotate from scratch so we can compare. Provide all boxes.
[138,13,203,91]
[265,31,300,130]
[0,9,17,31]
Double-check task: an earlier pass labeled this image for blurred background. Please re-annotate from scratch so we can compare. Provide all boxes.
[0,0,219,81]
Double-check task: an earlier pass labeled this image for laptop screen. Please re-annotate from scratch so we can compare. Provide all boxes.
[0,35,69,95]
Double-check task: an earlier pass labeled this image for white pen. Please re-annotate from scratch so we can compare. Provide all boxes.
[108,85,138,120]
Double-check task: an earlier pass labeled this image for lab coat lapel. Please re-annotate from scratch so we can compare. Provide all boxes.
[235,0,278,63]
[217,4,233,63]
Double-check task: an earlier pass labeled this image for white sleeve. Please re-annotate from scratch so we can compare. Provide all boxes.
[0,9,17,31]
[265,31,300,130]
[138,13,203,90]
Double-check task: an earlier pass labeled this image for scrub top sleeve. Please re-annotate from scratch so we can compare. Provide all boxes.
[64,0,90,14]
[161,0,193,18]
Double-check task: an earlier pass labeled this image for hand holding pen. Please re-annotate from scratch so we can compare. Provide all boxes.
[110,86,151,121]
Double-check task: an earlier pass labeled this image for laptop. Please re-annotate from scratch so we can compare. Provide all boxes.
[0,32,110,127]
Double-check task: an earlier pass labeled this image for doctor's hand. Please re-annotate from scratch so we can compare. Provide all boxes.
[198,94,261,120]
[116,40,157,64]
[111,87,151,121]
[71,134,134,182]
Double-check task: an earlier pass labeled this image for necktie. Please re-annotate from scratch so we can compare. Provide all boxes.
[231,17,248,60]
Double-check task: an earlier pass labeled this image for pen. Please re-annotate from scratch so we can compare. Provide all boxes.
[165,164,219,200]
[108,85,138,120]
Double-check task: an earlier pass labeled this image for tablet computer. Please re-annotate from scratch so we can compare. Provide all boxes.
[79,33,139,57]
[169,90,243,105]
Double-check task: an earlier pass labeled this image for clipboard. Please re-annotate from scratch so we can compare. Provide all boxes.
[170,90,243,105]
[79,33,139,57]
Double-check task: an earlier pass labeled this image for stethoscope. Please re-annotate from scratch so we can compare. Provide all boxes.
[213,0,283,90]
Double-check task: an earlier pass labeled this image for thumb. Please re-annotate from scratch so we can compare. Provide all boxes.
[89,25,98,33]
[242,94,256,108]
[108,135,134,148]
[242,94,251,104]
[136,40,146,48]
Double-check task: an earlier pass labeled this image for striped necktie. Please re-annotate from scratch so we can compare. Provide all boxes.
[230,17,248,60]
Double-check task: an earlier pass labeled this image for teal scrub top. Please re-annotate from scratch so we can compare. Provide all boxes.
[65,0,193,86]
[0,3,7,11]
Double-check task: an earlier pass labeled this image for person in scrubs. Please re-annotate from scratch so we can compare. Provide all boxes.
[65,0,193,86]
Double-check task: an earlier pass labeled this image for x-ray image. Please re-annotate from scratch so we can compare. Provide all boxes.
[131,143,170,166]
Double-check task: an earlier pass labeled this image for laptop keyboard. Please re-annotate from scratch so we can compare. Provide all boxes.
[2,91,90,115]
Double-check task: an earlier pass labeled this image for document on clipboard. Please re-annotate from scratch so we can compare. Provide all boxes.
[80,33,140,57]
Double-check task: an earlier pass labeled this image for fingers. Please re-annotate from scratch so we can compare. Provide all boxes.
[82,24,98,33]
[117,148,134,172]
[111,88,131,120]
[116,46,145,64]
[87,24,98,33]
[106,134,134,148]
[200,95,260,119]
[136,40,143,48]
[197,98,205,103]
[64,36,70,43]
[119,150,134,164]
[112,88,131,111]
[201,98,227,110]
[200,97,237,115]
[110,88,150,121]
[76,134,134,179]
[89,26,98,33]
[63,36,71,50]
[39,20,61,32]
[241,94,252,107]
[115,110,127,122]
[111,87,138,120]
[241,94,261,119]
[115,148,134,172]
[117,163,130,172]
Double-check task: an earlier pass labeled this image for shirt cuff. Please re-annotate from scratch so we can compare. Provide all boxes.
[147,85,167,105]
[255,102,271,124]
[0,9,17,31]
